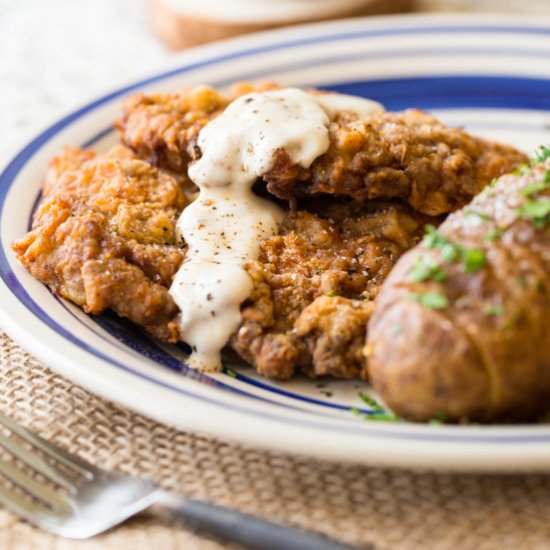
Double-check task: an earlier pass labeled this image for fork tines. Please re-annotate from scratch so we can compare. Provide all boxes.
[0,410,94,507]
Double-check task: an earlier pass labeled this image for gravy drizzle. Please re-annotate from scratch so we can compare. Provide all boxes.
[169,88,384,370]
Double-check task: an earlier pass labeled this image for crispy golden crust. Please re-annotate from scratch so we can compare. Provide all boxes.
[265,110,527,215]
[232,201,431,379]
[13,84,531,389]
[12,139,428,371]
[115,85,527,216]
[11,146,187,342]
[368,161,550,422]
[115,83,278,172]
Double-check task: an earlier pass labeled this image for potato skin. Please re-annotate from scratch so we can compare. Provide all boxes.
[367,160,550,422]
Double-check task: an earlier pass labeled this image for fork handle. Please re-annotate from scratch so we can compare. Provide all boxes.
[166,497,366,550]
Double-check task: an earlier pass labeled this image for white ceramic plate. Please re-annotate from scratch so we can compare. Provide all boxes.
[2,14,550,472]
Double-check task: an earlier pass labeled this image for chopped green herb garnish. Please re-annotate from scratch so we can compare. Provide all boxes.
[465,208,491,221]
[440,243,459,262]
[423,226,460,261]
[513,163,531,176]
[516,198,550,228]
[360,291,371,302]
[428,411,449,425]
[545,170,550,183]
[504,311,522,330]
[515,276,528,288]
[422,226,485,272]
[409,291,449,310]
[462,248,486,273]
[350,403,401,422]
[409,256,447,283]
[489,177,499,188]
[422,224,447,249]
[484,227,503,242]
[431,269,447,283]
[485,304,505,316]
[521,181,550,197]
[532,145,550,164]
[536,280,546,294]
[366,413,400,422]
[325,291,336,297]
[358,392,384,411]
[226,368,238,378]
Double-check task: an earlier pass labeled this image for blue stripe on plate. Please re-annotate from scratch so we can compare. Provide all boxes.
[324,76,550,111]
[214,46,550,92]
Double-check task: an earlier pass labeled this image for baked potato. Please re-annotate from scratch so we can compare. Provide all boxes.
[367,154,550,422]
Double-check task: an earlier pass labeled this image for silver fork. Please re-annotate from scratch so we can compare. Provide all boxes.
[0,410,365,550]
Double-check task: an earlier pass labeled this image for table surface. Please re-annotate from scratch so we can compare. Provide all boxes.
[0,0,171,154]
[2,2,550,549]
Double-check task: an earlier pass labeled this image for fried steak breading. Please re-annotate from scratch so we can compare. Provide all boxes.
[265,110,526,216]
[114,83,277,172]
[11,146,186,342]
[115,86,527,216]
[12,143,430,379]
[233,201,431,379]
[13,84,530,382]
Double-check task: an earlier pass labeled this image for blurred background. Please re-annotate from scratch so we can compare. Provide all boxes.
[1,0,549,151]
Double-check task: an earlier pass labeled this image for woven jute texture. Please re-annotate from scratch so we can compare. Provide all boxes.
[1,331,550,550]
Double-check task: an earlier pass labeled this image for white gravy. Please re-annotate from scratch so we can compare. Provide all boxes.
[169,88,384,370]
[316,93,384,119]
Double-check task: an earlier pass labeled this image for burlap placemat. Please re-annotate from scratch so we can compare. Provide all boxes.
[1,331,550,550]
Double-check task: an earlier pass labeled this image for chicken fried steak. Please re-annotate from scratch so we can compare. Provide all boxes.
[12,146,187,342]
[12,144,430,379]
[13,83,529,383]
[234,201,432,379]
[116,86,527,216]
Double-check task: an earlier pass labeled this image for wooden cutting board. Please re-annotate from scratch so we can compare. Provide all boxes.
[149,0,413,50]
